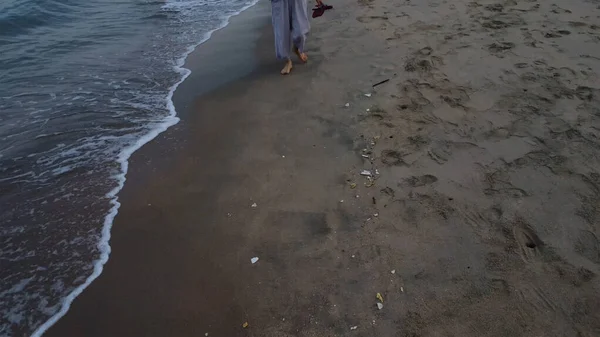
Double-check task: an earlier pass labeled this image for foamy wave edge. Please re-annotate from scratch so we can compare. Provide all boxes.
[30,1,260,335]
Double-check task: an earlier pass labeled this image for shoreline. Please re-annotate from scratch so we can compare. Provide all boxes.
[32,1,269,336]
[43,1,292,333]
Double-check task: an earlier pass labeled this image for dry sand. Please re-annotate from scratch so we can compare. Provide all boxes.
[46,0,600,336]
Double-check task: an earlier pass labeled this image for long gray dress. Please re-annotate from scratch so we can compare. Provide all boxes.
[270,0,310,60]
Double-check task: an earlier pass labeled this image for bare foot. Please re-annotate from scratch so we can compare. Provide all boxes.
[294,47,308,63]
[280,59,293,75]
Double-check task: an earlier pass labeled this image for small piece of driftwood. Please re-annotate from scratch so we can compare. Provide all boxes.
[372,79,390,88]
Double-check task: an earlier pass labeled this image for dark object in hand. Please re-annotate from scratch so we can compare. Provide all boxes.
[312,2,333,18]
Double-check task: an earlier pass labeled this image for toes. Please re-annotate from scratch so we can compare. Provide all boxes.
[281,64,292,75]
[280,60,293,74]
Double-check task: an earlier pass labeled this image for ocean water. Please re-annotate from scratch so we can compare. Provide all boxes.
[0,0,258,335]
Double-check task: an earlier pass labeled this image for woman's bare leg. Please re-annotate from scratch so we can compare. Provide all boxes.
[291,0,310,64]
[271,0,292,74]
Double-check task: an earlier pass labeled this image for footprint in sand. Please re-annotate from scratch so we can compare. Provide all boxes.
[512,150,567,171]
[482,19,510,29]
[357,0,375,6]
[418,46,433,56]
[381,149,408,166]
[575,86,597,101]
[481,13,525,29]
[406,135,430,153]
[428,145,451,164]
[512,222,544,263]
[495,91,554,117]
[485,252,510,272]
[544,30,571,38]
[484,187,528,198]
[396,82,433,111]
[403,174,438,187]
[440,94,468,108]
[487,41,515,54]
[569,21,588,28]
[483,168,529,199]
[363,107,396,128]
[516,284,559,314]
[404,48,443,74]
[550,5,572,14]
[484,3,504,12]
[574,230,600,264]
[405,59,434,72]
[522,30,541,47]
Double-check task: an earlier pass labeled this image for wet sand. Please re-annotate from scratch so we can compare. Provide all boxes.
[46,0,600,336]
